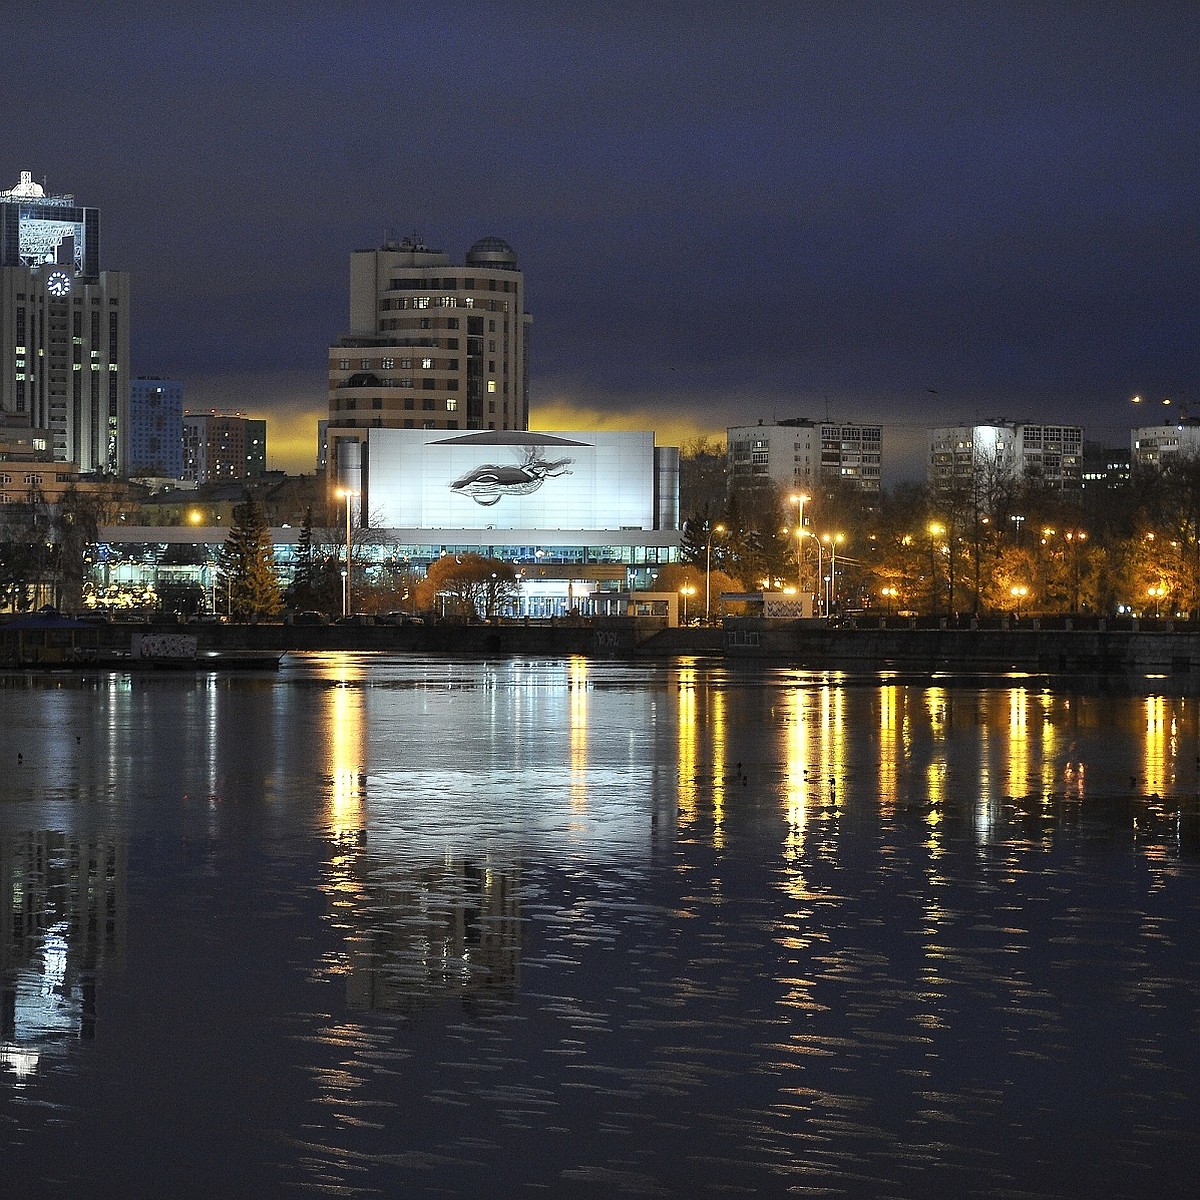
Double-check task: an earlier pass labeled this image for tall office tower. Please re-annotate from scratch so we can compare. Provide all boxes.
[727,418,883,496]
[0,171,130,473]
[182,413,267,484]
[128,377,184,478]
[327,235,531,486]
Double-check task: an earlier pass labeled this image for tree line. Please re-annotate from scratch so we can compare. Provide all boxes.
[675,436,1200,620]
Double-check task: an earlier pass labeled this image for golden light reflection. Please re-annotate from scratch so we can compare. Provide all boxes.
[676,665,698,829]
[316,654,367,845]
[783,688,809,868]
[710,684,727,850]
[1037,692,1062,802]
[819,682,847,814]
[924,687,948,819]
[878,684,901,812]
[1142,696,1171,793]
[1008,689,1030,799]
[569,656,589,812]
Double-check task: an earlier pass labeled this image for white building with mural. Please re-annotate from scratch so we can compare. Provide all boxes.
[91,428,681,618]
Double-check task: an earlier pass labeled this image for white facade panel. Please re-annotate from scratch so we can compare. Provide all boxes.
[368,429,657,530]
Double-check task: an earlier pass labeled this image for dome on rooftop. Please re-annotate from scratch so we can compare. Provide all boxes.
[465,236,518,269]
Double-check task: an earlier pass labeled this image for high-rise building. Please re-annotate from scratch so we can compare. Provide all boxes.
[327,235,531,486]
[128,377,183,478]
[928,421,1083,493]
[0,170,130,473]
[182,413,266,484]
[727,418,883,496]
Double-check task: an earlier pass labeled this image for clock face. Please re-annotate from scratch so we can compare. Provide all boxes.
[46,269,71,297]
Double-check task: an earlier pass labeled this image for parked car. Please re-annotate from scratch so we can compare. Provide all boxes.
[291,610,328,626]
[380,612,424,626]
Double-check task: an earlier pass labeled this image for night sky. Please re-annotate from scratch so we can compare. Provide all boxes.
[7,2,1196,481]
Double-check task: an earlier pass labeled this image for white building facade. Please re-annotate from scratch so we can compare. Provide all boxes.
[929,421,1083,493]
[727,419,882,495]
[1131,420,1200,470]
[92,428,681,618]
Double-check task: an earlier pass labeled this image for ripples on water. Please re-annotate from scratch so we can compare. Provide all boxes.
[1,655,1199,1198]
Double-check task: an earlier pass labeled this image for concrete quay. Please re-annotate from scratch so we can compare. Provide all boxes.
[71,614,1200,692]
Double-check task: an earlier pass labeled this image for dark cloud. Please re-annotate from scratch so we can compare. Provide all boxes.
[6,2,1196,477]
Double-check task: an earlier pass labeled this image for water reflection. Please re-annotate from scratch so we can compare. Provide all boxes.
[0,832,126,1083]
[3,662,1200,1198]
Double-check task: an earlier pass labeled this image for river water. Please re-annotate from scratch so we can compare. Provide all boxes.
[2,654,1199,1198]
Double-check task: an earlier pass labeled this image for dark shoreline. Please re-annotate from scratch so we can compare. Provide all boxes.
[11,615,1197,694]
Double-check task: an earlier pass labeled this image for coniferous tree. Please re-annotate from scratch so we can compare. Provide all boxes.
[287,506,315,610]
[218,495,283,620]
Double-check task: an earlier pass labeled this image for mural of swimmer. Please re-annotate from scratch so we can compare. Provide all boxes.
[449,446,574,506]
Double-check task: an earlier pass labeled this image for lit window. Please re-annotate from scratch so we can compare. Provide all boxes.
[446,398,457,411]
[415,296,430,309]
[381,357,394,369]
[422,357,433,369]
[487,380,497,393]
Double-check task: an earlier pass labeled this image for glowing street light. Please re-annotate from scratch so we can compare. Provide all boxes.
[822,532,845,615]
[705,523,726,622]
[881,585,898,615]
[1010,584,1028,618]
[337,486,357,617]
[1064,529,1088,613]
[927,522,946,615]
[679,583,697,625]
[1147,584,1167,618]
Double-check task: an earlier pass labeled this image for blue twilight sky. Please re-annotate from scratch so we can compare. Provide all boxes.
[5,1,1197,479]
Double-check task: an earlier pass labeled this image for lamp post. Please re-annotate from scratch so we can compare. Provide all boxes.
[822,532,845,616]
[928,522,945,615]
[881,585,898,616]
[801,532,824,616]
[1064,529,1088,614]
[680,583,696,625]
[338,487,356,617]
[788,493,810,593]
[705,523,726,622]
[1010,584,1028,618]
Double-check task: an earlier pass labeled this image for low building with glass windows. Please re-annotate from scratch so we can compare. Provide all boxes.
[90,428,681,617]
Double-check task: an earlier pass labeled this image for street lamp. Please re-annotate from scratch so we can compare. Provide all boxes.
[881,585,898,615]
[927,522,945,615]
[1147,584,1166,618]
[1064,529,1088,613]
[337,486,357,617]
[705,523,726,622]
[822,532,845,616]
[679,583,696,625]
[799,531,824,616]
[1010,584,1028,618]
